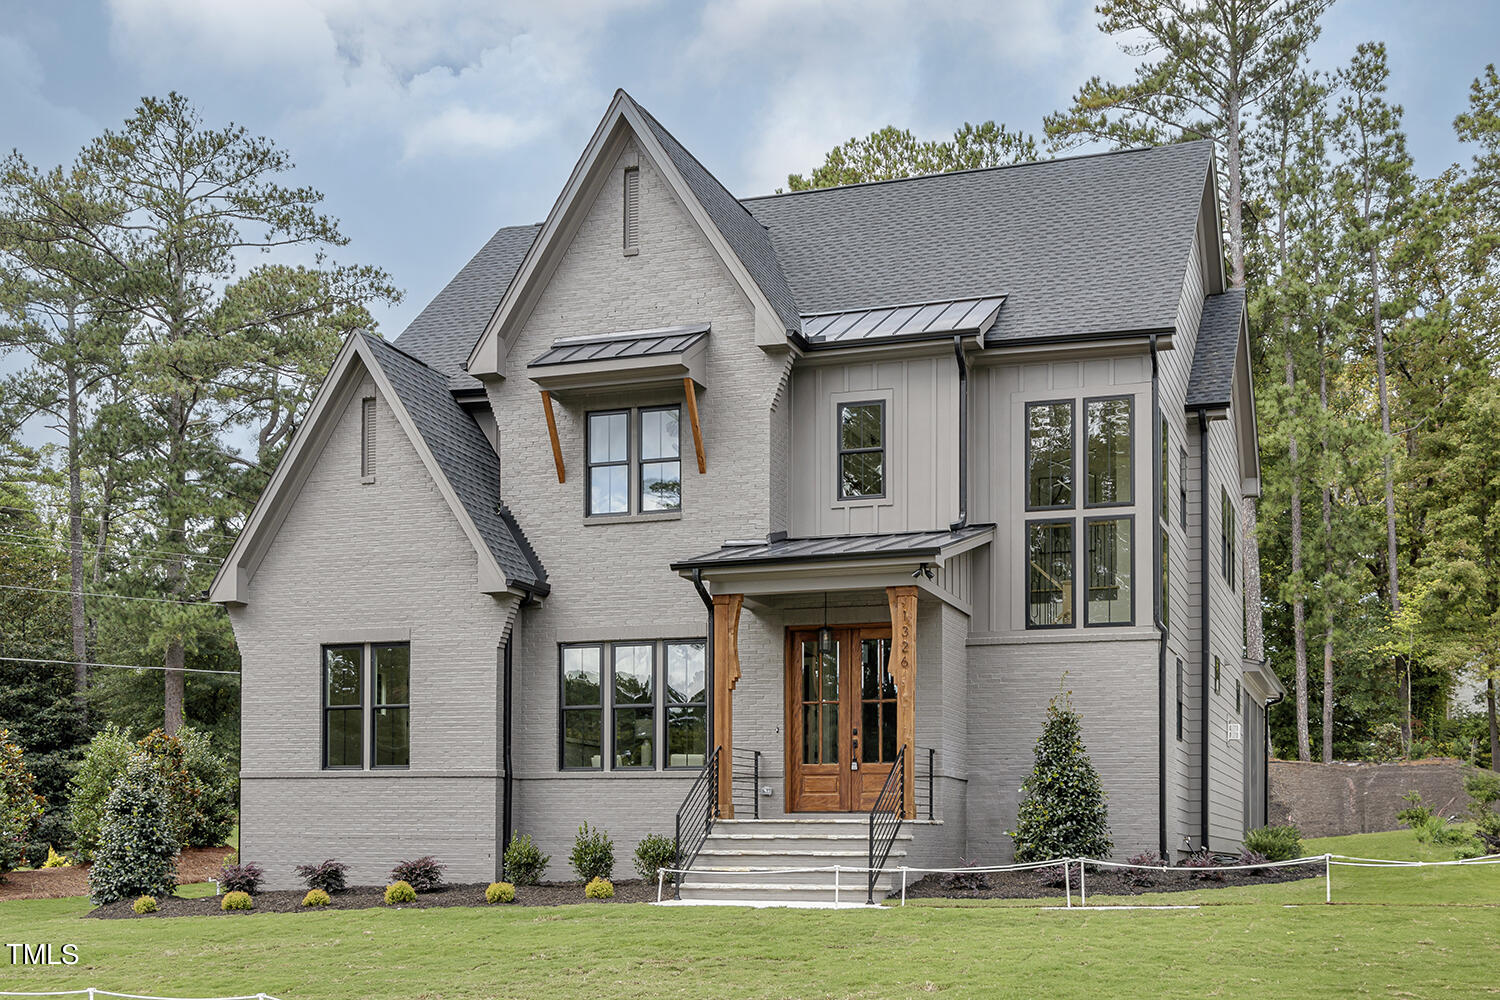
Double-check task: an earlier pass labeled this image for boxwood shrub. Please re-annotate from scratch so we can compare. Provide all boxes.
[503,832,548,885]
[570,822,614,882]
[301,889,331,908]
[220,891,253,911]
[485,881,516,904]
[633,833,677,882]
[132,895,158,914]
[384,880,417,904]
[584,876,614,899]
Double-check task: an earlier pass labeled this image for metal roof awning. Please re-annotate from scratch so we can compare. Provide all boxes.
[527,322,710,395]
[796,295,1005,350]
[673,524,993,572]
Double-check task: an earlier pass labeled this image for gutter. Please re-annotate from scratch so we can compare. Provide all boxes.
[1263,689,1284,829]
[691,568,715,760]
[500,634,514,879]
[1151,334,1168,860]
[951,336,969,530]
[1197,406,1212,853]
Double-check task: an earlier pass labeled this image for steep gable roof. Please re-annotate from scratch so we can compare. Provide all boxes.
[1186,289,1246,410]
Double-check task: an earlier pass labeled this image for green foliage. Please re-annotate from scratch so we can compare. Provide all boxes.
[389,856,445,893]
[132,895,157,914]
[786,121,1039,190]
[87,755,178,905]
[383,880,416,905]
[584,876,614,900]
[67,724,134,860]
[220,890,253,911]
[1244,825,1304,862]
[42,845,69,867]
[0,729,44,874]
[569,822,615,882]
[1463,770,1500,852]
[301,889,330,908]
[632,833,677,882]
[1396,790,1434,830]
[485,881,515,904]
[1009,691,1112,862]
[294,859,347,893]
[504,832,548,885]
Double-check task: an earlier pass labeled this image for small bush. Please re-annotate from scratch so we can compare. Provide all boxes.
[301,889,331,908]
[132,895,158,914]
[485,881,516,904]
[504,832,549,885]
[42,846,70,868]
[633,833,677,881]
[1454,842,1486,860]
[1237,849,1270,867]
[390,855,445,893]
[1464,770,1500,854]
[1122,852,1166,888]
[1181,852,1224,881]
[584,876,614,899]
[220,891,253,911]
[570,822,614,882]
[1397,790,1435,830]
[87,755,179,905]
[216,861,263,895]
[1243,824,1302,862]
[294,859,348,894]
[384,880,416,905]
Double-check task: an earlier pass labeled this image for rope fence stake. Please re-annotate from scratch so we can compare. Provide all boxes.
[1080,861,1087,907]
[1063,859,1071,907]
[833,864,840,907]
[1326,853,1332,904]
[657,868,665,904]
[901,866,908,906]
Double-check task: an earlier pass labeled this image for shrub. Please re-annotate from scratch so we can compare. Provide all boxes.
[294,859,348,894]
[384,880,416,904]
[1244,825,1302,862]
[87,755,179,905]
[1181,851,1224,881]
[220,890,253,911]
[1397,790,1435,830]
[485,881,516,904]
[217,861,263,895]
[0,729,44,876]
[633,833,677,881]
[42,846,70,868]
[301,889,331,908]
[1237,849,1270,867]
[584,876,614,899]
[570,822,614,882]
[1122,852,1166,888]
[67,725,134,861]
[390,855,445,893]
[1009,690,1112,863]
[132,895,158,914]
[1464,770,1500,854]
[504,832,548,885]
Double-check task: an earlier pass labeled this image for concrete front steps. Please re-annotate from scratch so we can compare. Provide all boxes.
[674,817,914,905]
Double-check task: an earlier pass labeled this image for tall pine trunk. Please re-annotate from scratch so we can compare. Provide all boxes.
[1319,301,1336,763]
[1368,240,1407,750]
[1287,345,1310,761]
[64,303,88,716]
[163,391,187,736]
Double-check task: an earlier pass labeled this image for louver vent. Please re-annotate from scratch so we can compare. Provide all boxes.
[623,167,640,255]
[361,397,376,479]
[1226,721,1242,742]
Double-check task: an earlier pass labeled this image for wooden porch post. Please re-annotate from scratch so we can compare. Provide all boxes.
[886,585,917,819]
[712,593,743,818]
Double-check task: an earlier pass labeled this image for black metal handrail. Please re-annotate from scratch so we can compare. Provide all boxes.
[731,747,762,819]
[673,745,720,891]
[916,745,936,821]
[867,743,906,903]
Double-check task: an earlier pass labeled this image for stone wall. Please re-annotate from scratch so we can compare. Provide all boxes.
[1268,758,1476,837]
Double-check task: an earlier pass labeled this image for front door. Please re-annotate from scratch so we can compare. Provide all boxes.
[786,626,900,812]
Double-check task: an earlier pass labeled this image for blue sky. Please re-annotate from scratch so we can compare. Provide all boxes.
[1,0,1496,340]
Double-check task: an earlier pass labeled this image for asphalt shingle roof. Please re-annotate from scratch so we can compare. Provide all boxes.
[1186,289,1246,410]
[361,332,547,593]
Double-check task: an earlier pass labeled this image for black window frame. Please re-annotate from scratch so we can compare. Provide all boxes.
[559,643,606,771]
[1221,486,1237,589]
[1235,677,1242,713]
[609,642,657,770]
[1176,658,1185,742]
[558,639,709,773]
[1161,527,1171,634]
[1083,513,1135,627]
[1025,399,1075,512]
[836,399,887,501]
[321,644,365,770]
[1025,517,1076,630]
[1082,394,1134,509]
[1214,655,1222,696]
[663,638,709,771]
[585,409,631,517]
[1178,445,1188,529]
[321,641,411,771]
[637,404,683,514]
[1160,411,1171,522]
[370,643,410,770]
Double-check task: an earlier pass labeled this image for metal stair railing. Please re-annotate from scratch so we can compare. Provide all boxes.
[672,745,720,893]
[867,743,907,904]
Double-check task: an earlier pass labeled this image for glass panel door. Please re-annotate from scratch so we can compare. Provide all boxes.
[800,636,839,765]
[859,636,898,764]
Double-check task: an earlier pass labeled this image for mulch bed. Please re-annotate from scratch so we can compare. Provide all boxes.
[0,847,234,902]
[87,879,658,918]
[902,861,1324,901]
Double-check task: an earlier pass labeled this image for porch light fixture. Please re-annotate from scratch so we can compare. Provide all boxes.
[818,593,833,655]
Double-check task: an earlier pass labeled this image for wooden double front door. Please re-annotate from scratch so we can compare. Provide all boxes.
[785,625,902,812]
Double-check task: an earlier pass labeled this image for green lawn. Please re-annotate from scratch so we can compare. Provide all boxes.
[1,830,1494,1000]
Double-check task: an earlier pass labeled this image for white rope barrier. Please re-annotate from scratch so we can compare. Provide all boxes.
[0,993,277,1000]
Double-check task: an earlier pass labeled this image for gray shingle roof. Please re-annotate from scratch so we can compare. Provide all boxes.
[360,332,547,593]
[670,524,994,571]
[743,142,1214,345]
[1186,289,1246,410]
[529,323,709,367]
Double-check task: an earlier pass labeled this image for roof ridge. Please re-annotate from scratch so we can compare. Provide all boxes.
[738,139,1215,203]
[628,96,772,234]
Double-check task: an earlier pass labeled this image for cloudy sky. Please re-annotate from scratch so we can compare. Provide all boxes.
[2,0,1497,338]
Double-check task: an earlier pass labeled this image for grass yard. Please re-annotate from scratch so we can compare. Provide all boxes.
[0,831,1495,1000]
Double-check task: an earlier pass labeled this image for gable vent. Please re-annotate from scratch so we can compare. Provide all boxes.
[623,166,640,256]
[361,397,376,480]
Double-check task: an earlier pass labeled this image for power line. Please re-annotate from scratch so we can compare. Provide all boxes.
[0,583,217,607]
[0,528,217,567]
[0,504,244,544]
[0,655,240,677]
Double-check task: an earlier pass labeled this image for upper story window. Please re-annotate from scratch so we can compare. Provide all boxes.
[837,401,885,500]
[1160,412,1170,521]
[1221,487,1237,588]
[1179,445,1188,529]
[1084,396,1133,506]
[587,406,681,517]
[1026,401,1073,509]
[323,642,410,770]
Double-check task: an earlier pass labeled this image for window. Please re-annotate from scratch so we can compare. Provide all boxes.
[1026,520,1074,627]
[1178,446,1188,529]
[612,643,655,769]
[1160,412,1170,521]
[1221,487,1237,588]
[1176,658,1185,741]
[665,640,707,768]
[561,645,604,769]
[1084,396,1133,506]
[372,644,410,767]
[1026,401,1073,509]
[1235,677,1242,713]
[1213,655,1222,696]
[838,401,885,499]
[623,166,640,255]
[361,397,376,481]
[1084,516,1133,626]
[586,412,629,515]
[322,642,410,770]
[1161,529,1171,632]
[561,640,707,771]
[639,407,681,512]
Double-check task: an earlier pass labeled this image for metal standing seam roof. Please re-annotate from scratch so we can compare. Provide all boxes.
[1186,289,1246,410]
[670,524,995,571]
[799,295,1005,348]
[528,323,710,368]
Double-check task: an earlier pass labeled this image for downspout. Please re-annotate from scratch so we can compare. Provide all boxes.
[1151,334,1168,860]
[1197,406,1212,853]
[1263,691,1283,829]
[950,336,969,531]
[691,568,715,760]
[501,633,514,878]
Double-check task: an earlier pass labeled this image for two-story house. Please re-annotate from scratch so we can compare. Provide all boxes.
[211,91,1280,901]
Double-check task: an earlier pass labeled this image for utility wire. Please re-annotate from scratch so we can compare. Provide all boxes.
[0,583,216,607]
[0,655,240,677]
[0,504,243,544]
[0,529,216,567]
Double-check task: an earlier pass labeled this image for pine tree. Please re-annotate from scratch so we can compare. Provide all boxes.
[1010,691,1112,862]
